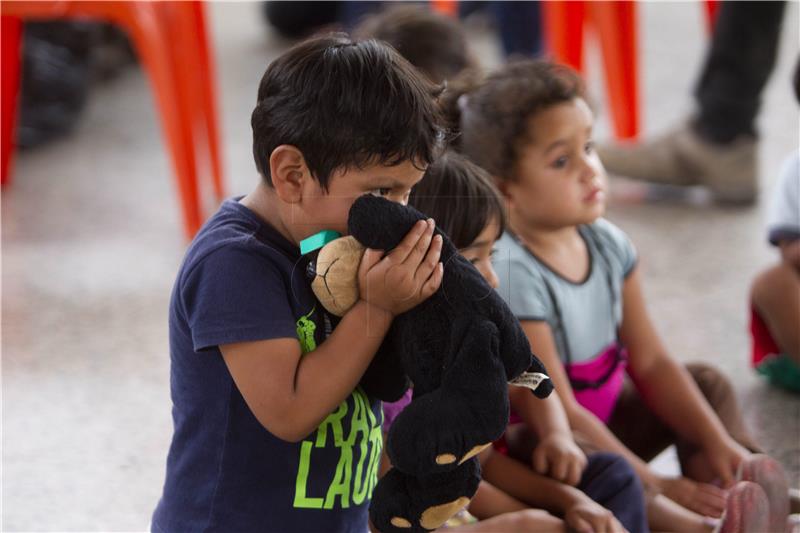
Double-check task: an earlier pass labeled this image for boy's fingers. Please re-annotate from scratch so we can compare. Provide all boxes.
[403,220,435,269]
[414,234,442,282]
[360,248,385,275]
[388,219,429,264]
[421,262,443,297]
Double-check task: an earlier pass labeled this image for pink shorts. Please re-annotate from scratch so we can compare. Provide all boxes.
[567,342,628,423]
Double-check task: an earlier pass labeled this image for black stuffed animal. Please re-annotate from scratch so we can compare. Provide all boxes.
[307,195,554,532]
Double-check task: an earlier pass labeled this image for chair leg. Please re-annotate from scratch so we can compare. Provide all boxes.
[124,2,203,239]
[1,16,23,186]
[190,1,226,202]
[430,0,458,18]
[542,0,585,71]
[705,0,720,33]
[590,1,639,140]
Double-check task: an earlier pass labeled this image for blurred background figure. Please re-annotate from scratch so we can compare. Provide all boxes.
[17,21,134,149]
[263,1,543,58]
[352,3,473,84]
[598,1,787,205]
[749,57,800,394]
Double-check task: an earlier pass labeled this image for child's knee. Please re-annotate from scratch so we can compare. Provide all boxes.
[585,452,641,492]
[751,262,799,309]
[685,362,733,402]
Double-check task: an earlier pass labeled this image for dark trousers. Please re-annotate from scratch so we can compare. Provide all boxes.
[503,433,650,533]
[576,452,650,533]
[695,0,786,143]
[485,1,543,58]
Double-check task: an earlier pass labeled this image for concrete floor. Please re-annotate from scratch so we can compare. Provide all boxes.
[2,2,799,531]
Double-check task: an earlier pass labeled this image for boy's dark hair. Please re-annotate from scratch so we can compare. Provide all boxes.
[442,60,585,183]
[353,4,472,84]
[251,34,444,190]
[409,151,506,249]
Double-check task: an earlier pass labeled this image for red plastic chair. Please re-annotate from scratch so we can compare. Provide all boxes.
[541,1,639,140]
[430,0,458,18]
[431,1,721,142]
[0,1,225,239]
[542,1,720,141]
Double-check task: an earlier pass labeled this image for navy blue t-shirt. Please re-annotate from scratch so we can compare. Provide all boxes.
[152,198,383,533]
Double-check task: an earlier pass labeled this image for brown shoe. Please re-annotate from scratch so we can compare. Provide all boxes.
[718,481,770,533]
[597,122,758,205]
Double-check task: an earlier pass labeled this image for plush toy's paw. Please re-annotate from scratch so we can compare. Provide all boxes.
[387,389,506,476]
[370,461,480,533]
[525,357,555,399]
[434,443,492,466]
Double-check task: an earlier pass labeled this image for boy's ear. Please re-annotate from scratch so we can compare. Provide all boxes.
[269,145,311,203]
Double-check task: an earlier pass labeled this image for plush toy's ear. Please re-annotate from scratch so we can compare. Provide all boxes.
[348,195,427,251]
[310,236,365,316]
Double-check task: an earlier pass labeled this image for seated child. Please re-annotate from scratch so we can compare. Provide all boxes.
[353,3,473,85]
[449,58,789,533]
[151,35,446,533]
[749,58,800,393]
[383,151,648,533]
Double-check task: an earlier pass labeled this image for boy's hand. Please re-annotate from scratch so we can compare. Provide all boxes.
[564,498,628,533]
[532,433,588,486]
[658,475,727,518]
[358,218,443,318]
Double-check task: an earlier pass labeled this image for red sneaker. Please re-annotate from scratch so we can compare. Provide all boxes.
[718,481,770,533]
[738,454,790,532]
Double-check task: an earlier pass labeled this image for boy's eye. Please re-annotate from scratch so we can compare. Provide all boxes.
[552,156,568,169]
[584,140,595,154]
[469,257,479,264]
[490,248,498,257]
[369,188,392,197]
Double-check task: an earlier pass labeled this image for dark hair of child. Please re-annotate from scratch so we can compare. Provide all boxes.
[409,151,506,249]
[441,60,585,184]
[251,34,444,190]
[353,4,472,85]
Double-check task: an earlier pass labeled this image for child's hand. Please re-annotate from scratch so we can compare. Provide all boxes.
[658,475,728,518]
[532,433,588,486]
[564,498,628,533]
[703,436,749,488]
[358,219,443,318]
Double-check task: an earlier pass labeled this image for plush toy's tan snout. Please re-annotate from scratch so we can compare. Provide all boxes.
[311,236,366,317]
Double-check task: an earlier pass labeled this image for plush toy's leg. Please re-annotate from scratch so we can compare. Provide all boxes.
[369,459,480,533]
[388,318,510,477]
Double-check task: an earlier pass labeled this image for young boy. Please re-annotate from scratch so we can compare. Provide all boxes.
[151,35,445,533]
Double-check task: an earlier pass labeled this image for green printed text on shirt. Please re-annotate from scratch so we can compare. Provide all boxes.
[293,387,383,509]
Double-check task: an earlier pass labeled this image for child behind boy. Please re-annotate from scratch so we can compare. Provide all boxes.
[353,3,473,85]
[450,59,790,533]
[750,57,800,393]
[151,35,446,532]
[405,151,647,533]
